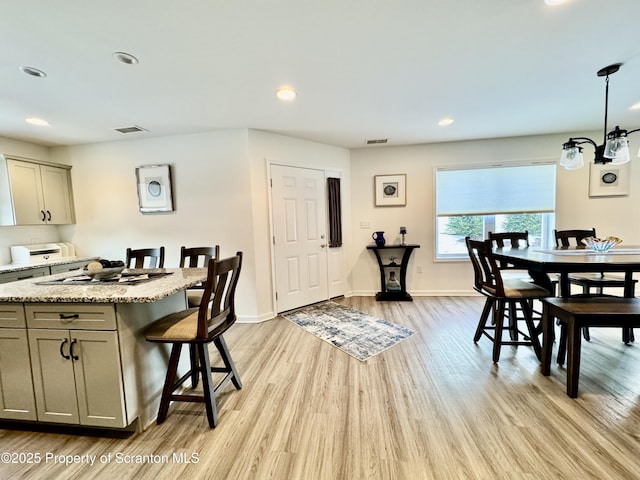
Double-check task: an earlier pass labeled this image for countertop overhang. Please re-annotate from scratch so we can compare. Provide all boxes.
[0,268,208,303]
[0,256,97,273]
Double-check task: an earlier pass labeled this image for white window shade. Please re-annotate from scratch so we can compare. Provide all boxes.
[436,164,556,216]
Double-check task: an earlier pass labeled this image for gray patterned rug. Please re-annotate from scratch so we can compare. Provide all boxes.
[282,301,415,361]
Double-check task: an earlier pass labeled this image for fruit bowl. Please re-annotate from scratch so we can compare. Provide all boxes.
[581,236,622,252]
[83,266,125,280]
[83,259,126,280]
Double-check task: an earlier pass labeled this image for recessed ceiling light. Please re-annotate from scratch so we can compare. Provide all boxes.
[630,102,640,110]
[25,117,50,126]
[113,52,139,65]
[19,66,47,78]
[276,87,297,101]
[438,117,455,127]
[544,0,566,5]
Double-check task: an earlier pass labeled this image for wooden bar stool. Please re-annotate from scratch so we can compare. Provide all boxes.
[179,246,220,307]
[144,252,243,427]
[126,247,165,268]
[466,237,551,363]
[541,297,640,398]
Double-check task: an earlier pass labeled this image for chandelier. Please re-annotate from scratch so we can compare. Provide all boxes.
[559,63,640,170]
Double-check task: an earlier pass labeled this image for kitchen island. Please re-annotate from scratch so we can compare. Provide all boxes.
[0,268,207,431]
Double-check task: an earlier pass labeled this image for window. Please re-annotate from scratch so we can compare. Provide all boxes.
[435,163,556,259]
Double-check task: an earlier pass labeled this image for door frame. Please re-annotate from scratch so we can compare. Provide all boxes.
[266,160,346,313]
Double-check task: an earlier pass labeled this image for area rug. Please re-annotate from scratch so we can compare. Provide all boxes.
[282,301,415,361]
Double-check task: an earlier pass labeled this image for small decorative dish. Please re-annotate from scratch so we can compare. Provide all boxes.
[581,236,622,252]
[82,266,125,280]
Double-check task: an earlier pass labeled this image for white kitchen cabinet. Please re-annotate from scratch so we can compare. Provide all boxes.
[6,158,74,225]
[0,304,37,421]
[26,304,126,428]
[0,267,50,284]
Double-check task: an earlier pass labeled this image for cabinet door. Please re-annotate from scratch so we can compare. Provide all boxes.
[0,328,37,421]
[72,330,126,428]
[0,267,50,285]
[49,260,89,274]
[28,329,79,424]
[7,160,45,225]
[40,165,74,224]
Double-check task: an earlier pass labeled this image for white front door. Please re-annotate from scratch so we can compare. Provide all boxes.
[271,165,328,313]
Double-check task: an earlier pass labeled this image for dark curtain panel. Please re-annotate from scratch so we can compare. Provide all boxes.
[327,177,342,247]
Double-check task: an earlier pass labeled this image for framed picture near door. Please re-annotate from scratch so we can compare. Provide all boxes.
[136,164,174,212]
[589,162,630,197]
[374,174,406,206]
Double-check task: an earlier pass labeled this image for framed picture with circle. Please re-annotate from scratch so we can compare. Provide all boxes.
[136,164,174,212]
[588,162,630,197]
[374,174,406,206]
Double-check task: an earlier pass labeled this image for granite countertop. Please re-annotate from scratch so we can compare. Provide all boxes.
[0,268,208,303]
[0,257,97,273]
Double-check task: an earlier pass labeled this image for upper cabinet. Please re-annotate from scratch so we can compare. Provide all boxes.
[0,156,75,226]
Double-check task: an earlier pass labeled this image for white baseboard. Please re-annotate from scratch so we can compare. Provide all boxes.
[236,312,276,324]
[349,289,480,297]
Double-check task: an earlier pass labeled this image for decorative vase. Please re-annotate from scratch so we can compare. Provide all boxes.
[386,271,401,291]
[372,231,386,246]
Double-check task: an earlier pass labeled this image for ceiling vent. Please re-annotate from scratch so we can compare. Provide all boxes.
[365,138,388,145]
[114,125,147,134]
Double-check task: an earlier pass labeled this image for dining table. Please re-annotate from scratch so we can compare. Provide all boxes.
[492,245,640,299]
[493,244,640,347]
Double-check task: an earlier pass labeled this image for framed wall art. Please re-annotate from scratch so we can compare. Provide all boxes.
[374,174,406,206]
[588,162,630,197]
[136,164,174,212]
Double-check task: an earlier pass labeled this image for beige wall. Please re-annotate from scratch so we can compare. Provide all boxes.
[2,128,638,309]
[46,129,351,322]
[49,129,263,320]
[348,131,640,296]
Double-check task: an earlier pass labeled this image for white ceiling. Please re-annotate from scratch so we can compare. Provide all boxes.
[2,0,640,149]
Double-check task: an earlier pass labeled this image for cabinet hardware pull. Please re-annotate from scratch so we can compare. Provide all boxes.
[59,338,71,360]
[59,313,80,320]
[46,210,51,221]
[40,210,46,222]
[69,339,79,361]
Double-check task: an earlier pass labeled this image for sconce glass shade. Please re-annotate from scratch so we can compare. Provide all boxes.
[607,139,630,164]
[560,144,584,170]
[604,129,631,164]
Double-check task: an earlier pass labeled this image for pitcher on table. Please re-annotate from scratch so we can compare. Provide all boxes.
[372,231,386,247]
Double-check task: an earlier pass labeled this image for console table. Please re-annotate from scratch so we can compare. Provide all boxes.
[367,244,420,301]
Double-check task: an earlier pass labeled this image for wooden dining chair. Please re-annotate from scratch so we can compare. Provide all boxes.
[144,252,243,428]
[125,247,165,268]
[488,231,530,272]
[466,237,550,363]
[180,246,220,308]
[554,228,634,296]
[488,231,539,338]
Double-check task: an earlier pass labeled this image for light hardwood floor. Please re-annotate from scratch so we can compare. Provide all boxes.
[3,296,640,479]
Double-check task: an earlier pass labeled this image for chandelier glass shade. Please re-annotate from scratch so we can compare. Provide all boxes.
[559,63,640,169]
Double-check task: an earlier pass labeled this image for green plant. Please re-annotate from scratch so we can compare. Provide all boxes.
[444,216,483,238]
[502,213,542,236]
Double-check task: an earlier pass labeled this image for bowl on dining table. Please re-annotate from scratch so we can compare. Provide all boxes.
[581,236,622,252]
